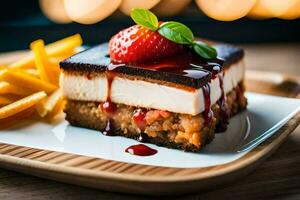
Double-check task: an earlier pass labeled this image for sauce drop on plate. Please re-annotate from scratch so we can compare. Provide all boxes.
[125,144,158,156]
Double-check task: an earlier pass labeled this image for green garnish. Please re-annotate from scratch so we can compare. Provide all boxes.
[193,41,217,60]
[130,8,159,31]
[130,8,217,59]
[158,21,193,45]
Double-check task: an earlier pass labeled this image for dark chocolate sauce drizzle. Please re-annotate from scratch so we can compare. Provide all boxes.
[125,144,157,156]
[216,72,229,132]
[202,84,213,125]
[135,52,223,83]
[99,69,117,136]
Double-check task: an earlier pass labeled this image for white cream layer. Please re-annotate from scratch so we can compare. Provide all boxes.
[60,61,244,115]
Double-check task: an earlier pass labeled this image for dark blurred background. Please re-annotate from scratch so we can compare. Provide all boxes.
[0,0,299,52]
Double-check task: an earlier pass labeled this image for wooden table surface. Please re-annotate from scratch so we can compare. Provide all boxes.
[0,44,300,200]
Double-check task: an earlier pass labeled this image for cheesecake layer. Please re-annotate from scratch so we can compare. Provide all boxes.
[60,61,244,115]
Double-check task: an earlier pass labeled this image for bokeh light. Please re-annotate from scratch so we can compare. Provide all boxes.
[39,0,300,24]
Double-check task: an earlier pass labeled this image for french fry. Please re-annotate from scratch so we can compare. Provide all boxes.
[36,89,63,117]
[20,69,39,78]
[0,34,84,122]
[9,34,82,69]
[0,94,21,102]
[49,55,71,63]
[0,94,23,105]
[8,54,36,69]
[0,82,10,93]
[30,39,51,82]
[49,46,78,63]
[47,98,66,119]
[48,61,61,86]
[30,39,61,85]
[1,69,57,94]
[0,91,46,119]
[0,81,32,96]
[46,34,82,57]
[0,107,37,129]
[0,96,13,105]
[0,65,7,70]
[0,68,7,77]
[49,49,77,60]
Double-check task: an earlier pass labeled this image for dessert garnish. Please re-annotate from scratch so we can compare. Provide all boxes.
[109,8,217,64]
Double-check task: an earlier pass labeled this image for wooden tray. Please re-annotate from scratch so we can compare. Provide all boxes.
[0,70,299,195]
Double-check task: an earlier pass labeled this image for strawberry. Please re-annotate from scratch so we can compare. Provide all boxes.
[109,25,184,64]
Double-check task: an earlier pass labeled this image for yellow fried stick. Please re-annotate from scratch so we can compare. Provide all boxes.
[30,40,60,85]
[0,96,13,105]
[48,61,61,85]
[0,94,24,106]
[0,107,37,129]
[0,65,7,70]
[0,91,46,119]
[47,98,66,119]
[20,69,39,78]
[30,39,51,82]
[9,34,82,69]
[1,69,57,94]
[0,81,32,96]
[49,51,77,63]
[36,89,63,117]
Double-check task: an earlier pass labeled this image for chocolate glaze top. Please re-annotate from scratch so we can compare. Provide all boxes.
[60,41,244,89]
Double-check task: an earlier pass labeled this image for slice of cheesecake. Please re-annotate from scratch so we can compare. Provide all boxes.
[59,42,247,152]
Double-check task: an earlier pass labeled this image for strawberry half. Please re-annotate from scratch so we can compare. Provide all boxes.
[109,25,184,64]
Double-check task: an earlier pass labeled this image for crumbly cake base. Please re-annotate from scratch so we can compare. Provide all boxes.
[64,82,247,152]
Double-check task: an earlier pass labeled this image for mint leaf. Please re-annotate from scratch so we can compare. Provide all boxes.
[130,8,158,31]
[158,21,194,44]
[193,41,217,59]
[130,9,218,59]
